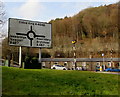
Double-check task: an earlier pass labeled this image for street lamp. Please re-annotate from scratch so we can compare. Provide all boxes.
[102,53,105,71]
[110,49,113,67]
[72,40,77,70]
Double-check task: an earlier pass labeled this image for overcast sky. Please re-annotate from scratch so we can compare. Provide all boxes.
[3,0,118,22]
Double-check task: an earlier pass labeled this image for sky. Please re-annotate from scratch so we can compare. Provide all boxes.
[2,0,119,22]
[0,0,119,39]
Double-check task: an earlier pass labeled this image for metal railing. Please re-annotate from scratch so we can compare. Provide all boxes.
[41,58,120,62]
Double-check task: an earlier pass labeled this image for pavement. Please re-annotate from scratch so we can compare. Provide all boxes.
[96,71,120,75]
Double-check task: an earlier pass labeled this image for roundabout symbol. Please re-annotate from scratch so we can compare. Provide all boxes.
[16,26,45,46]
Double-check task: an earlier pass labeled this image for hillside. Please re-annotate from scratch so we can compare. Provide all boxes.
[47,3,119,58]
[2,3,120,60]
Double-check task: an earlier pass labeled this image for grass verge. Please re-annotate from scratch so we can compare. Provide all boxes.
[2,66,120,96]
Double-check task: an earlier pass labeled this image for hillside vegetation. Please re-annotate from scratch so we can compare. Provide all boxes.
[48,3,119,58]
[2,3,120,60]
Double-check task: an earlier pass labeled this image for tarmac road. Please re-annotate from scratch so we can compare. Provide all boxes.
[96,71,120,75]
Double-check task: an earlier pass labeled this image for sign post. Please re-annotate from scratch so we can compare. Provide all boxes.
[8,18,52,68]
[19,46,22,67]
[39,48,42,68]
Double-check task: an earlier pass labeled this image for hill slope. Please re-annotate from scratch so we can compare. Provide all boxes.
[48,3,119,58]
[2,3,119,59]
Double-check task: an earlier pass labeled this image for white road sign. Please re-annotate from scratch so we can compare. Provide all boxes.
[8,18,52,48]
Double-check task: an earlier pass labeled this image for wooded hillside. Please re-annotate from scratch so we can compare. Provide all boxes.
[47,3,119,58]
[2,2,120,60]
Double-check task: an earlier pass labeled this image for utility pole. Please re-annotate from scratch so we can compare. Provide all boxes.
[72,40,77,70]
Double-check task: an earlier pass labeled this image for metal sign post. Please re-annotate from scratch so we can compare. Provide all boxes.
[39,48,42,68]
[8,18,52,69]
[39,48,41,63]
[19,46,22,67]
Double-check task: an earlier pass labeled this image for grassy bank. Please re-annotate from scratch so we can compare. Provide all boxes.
[2,67,119,96]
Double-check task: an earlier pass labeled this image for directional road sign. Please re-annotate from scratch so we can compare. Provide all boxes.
[8,18,52,48]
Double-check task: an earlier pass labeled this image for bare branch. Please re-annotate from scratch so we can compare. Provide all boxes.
[0,1,7,39]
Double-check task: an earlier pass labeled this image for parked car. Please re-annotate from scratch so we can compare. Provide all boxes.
[71,67,83,70]
[51,65,67,70]
[96,66,100,71]
[104,68,120,72]
[76,67,82,71]
[0,59,5,66]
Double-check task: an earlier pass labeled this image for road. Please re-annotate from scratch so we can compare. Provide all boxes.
[96,71,120,75]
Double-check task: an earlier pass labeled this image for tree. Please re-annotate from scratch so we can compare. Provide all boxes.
[0,1,7,39]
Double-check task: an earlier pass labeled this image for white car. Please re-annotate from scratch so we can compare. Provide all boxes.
[51,65,67,70]
[76,67,82,70]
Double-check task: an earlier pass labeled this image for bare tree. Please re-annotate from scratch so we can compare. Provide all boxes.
[0,1,7,39]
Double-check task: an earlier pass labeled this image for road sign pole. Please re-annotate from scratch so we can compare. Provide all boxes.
[19,46,22,67]
[39,48,42,68]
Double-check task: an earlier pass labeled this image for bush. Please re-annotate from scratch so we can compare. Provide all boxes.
[24,56,41,69]
[32,57,38,64]
[41,52,51,58]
